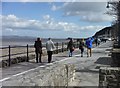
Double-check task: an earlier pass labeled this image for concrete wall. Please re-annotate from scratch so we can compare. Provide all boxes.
[99,67,120,88]
[2,63,75,86]
[111,42,120,67]
[111,48,120,67]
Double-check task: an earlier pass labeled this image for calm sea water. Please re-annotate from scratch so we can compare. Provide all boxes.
[1,38,68,47]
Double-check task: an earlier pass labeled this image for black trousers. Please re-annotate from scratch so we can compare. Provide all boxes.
[36,52,42,63]
[47,51,53,63]
[81,48,84,54]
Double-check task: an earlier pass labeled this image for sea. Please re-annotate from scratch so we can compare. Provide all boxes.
[0,36,69,47]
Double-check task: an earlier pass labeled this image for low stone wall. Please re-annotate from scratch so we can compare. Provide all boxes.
[111,48,120,67]
[1,54,35,68]
[111,42,120,67]
[2,63,75,86]
[99,67,120,88]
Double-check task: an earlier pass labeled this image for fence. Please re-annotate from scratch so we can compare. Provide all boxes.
[0,41,79,67]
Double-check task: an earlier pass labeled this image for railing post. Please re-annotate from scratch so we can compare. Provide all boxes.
[56,42,58,54]
[66,42,68,51]
[62,42,64,52]
[8,45,11,66]
[77,41,79,48]
[27,44,29,62]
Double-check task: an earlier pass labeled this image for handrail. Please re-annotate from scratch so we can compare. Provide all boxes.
[0,41,79,66]
[0,42,68,56]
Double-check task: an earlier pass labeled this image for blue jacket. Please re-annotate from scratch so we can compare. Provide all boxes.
[86,37,94,48]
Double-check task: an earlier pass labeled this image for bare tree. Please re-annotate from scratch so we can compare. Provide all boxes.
[106,0,120,45]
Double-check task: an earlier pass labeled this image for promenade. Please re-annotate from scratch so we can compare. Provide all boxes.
[0,41,113,87]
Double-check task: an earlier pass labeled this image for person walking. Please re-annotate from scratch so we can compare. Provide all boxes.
[95,38,98,46]
[85,37,94,57]
[79,39,85,57]
[97,38,101,45]
[95,38,101,46]
[34,38,42,63]
[67,38,75,57]
[46,38,55,63]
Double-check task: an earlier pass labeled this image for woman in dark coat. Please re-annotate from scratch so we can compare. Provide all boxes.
[67,38,74,57]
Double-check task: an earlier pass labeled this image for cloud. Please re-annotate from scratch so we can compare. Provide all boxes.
[51,5,58,11]
[55,0,108,2]
[43,15,51,20]
[51,4,62,11]
[2,0,54,2]
[53,2,113,23]
[80,25,105,31]
[81,14,113,23]
[62,2,106,13]
[5,28,13,32]
[2,15,41,30]
[2,14,104,33]
[2,0,109,2]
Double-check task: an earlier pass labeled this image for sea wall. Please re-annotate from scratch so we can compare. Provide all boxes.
[2,63,75,86]
[99,67,120,88]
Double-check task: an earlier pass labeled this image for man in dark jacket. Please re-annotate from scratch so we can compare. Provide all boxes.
[79,39,85,57]
[34,38,42,63]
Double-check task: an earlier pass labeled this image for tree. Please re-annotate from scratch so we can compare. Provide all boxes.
[106,0,120,46]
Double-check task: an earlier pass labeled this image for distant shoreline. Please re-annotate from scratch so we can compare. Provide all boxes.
[1,38,68,47]
[1,36,84,47]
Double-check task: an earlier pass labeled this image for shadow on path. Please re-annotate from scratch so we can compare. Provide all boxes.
[94,57,112,65]
[55,55,68,57]
[76,69,99,74]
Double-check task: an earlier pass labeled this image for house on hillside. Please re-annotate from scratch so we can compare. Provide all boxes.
[94,27,112,40]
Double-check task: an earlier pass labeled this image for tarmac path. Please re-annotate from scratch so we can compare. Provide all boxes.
[1,41,113,86]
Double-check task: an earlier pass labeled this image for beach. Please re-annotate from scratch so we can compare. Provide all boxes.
[1,46,35,61]
[1,38,69,61]
[1,36,68,47]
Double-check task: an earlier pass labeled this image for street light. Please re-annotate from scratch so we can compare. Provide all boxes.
[106,2,110,8]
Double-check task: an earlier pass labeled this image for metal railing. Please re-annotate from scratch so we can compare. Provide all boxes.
[0,41,76,67]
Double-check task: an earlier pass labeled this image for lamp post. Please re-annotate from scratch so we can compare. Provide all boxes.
[106,0,120,47]
[118,1,120,47]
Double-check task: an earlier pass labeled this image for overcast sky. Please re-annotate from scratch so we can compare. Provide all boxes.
[1,0,114,38]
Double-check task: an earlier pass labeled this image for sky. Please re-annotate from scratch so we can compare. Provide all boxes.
[1,0,115,38]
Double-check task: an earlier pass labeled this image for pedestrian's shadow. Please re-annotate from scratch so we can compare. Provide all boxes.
[29,61,46,65]
[56,55,69,57]
[94,57,112,65]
